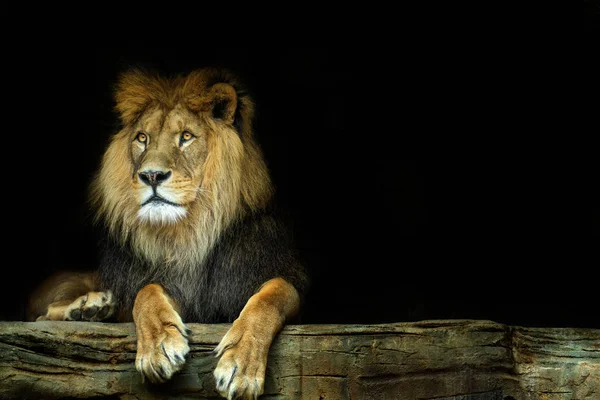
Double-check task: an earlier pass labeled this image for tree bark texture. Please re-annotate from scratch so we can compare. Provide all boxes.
[0,320,598,399]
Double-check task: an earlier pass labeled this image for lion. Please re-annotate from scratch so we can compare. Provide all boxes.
[27,67,309,400]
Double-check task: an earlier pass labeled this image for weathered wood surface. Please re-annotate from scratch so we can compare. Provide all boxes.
[0,320,598,399]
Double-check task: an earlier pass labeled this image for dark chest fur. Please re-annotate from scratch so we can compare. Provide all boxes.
[98,212,308,323]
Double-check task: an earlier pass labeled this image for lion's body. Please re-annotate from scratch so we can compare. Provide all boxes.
[99,208,306,323]
[29,67,308,399]
[87,68,307,323]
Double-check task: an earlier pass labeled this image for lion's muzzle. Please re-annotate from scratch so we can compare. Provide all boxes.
[136,169,187,225]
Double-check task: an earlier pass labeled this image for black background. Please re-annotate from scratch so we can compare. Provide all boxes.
[1,19,596,328]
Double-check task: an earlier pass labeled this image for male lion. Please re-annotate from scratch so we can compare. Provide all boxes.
[27,68,308,400]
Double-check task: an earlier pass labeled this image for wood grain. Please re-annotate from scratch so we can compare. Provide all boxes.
[0,320,598,399]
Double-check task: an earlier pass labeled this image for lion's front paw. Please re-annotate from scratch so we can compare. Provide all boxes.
[213,321,269,400]
[135,309,190,383]
[65,291,116,321]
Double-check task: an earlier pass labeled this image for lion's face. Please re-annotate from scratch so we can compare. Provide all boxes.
[130,105,209,225]
[91,68,272,264]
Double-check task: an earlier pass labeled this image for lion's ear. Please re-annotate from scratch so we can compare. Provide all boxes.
[114,69,155,125]
[188,83,238,125]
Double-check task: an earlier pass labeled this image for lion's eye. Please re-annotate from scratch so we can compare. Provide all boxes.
[136,132,147,143]
[179,131,194,146]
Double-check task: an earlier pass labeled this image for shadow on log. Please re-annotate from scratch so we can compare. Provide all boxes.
[0,320,598,399]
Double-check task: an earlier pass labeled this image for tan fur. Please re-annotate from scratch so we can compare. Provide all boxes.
[213,278,299,399]
[27,271,98,321]
[28,68,299,399]
[89,68,272,270]
[133,284,190,383]
[28,271,116,322]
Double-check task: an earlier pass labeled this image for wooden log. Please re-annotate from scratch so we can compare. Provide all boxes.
[0,320,598,399]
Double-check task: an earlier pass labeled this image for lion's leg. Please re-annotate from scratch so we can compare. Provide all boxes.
[28,271,116,322]
[213,278,300,400]
[133,283,190,383]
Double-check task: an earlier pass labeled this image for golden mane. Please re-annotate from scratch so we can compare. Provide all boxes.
[89,68,273,268]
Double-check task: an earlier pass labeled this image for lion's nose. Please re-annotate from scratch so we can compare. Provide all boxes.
[138,170,172,186]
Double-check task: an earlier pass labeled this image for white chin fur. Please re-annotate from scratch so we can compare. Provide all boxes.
[137,203,187,225]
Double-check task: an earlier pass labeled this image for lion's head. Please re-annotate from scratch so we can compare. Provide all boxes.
[90,68,272,266]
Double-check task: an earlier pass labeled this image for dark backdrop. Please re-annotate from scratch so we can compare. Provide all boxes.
[1,40,595,328]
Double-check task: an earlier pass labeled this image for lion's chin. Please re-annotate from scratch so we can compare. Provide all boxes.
[137,203,187,226]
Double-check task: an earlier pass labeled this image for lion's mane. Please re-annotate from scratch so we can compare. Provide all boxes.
[90,68,307,322]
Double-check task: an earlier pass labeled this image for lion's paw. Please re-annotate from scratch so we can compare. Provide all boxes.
[36,291,116,322]
[213,322,268,400]
[135,310,190,383]
[64,291,116,322]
